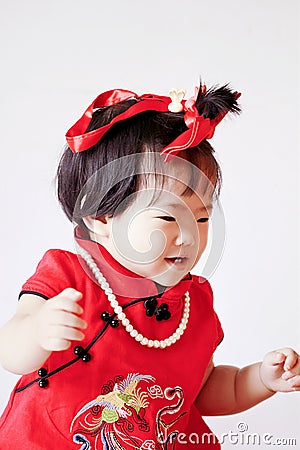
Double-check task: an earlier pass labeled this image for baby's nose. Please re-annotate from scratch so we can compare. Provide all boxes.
[174,228,196,247]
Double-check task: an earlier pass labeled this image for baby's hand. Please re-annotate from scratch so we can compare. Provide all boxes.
[260,348,300,392]
[34,288,87,352]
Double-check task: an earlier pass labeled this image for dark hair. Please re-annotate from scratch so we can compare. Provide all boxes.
[57,84,240,225]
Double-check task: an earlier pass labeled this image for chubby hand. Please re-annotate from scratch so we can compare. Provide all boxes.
[34,288,87,352]
[260,348,300,392]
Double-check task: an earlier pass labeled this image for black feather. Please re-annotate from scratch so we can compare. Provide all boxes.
[195,82,241,120]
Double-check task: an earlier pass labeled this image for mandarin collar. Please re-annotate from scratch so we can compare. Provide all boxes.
[74,226,192,301]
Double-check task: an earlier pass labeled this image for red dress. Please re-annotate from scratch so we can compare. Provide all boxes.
[0,228,223,449]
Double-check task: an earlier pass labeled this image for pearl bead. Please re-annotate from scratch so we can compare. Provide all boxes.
[135,334,143,342]
[141,337,149,345]
[114,305,122,314]
[153,340,160,348]
[130,329,138,338]
[126,324,133,333]
[122,318,129,327]
[118,312,126,321]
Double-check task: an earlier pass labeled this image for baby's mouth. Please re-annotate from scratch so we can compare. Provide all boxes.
[165,256,188,266]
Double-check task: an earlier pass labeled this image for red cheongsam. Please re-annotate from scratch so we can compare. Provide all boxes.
[0,227,224,449]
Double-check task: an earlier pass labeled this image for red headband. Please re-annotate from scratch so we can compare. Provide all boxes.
[66,88,241,162]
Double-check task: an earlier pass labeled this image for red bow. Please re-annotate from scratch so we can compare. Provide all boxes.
[66,88,240,162]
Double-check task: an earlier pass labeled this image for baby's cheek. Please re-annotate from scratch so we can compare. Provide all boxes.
[127,219,167,262]
[127,224,151,253]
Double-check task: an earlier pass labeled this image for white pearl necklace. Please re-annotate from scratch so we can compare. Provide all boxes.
[77,245,190,349]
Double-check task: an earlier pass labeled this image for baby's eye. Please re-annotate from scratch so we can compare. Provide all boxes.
[156,216,176,222]
[197,218,209,223]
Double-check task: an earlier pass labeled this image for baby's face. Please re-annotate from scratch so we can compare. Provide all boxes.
[101,178,212,287]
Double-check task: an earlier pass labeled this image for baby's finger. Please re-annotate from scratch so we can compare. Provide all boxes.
[264,351,285,366]
[277,348,299,371]
[287,375,300,389]
[60,287,82,302]
[50,311,87,330]
[49,324,85,342]
[41,338,72,352]
[52,298,84,315]
[281,370,294,381]
[51,289,84,314]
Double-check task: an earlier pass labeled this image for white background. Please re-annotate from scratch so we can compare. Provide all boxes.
[0,0,299,448]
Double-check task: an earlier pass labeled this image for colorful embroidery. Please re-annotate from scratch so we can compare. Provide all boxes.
[147,385,164,399]
[71,374,187,449]
[71,373,154,449]
[140,441,156,450]
[156,387,186,449]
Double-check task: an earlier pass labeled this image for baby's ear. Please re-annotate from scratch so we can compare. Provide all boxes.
[82,215,110,238]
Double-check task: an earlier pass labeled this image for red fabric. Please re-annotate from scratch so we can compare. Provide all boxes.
[66,91,170,153]
[65,87,239,162]
[0,230,223,449]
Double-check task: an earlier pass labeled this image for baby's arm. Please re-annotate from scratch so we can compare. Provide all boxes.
[196,349,300,416]
[0,288,87,375]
